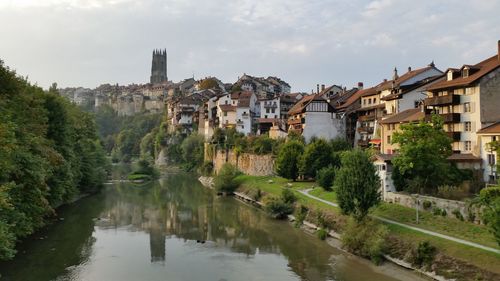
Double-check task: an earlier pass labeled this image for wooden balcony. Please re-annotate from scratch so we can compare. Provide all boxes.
[424,94,460,106]
[358,113,375,122]
[425,113,460,123]
[357,126,374,134]
[446,131,461,141]
[357,139,370,147]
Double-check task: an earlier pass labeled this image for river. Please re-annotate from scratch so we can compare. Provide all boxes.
[0,171,426,281]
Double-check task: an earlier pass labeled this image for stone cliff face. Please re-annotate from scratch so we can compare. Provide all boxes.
[212,149,275,176]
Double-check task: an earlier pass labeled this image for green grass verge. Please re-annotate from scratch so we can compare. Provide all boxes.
[234,175,500,273]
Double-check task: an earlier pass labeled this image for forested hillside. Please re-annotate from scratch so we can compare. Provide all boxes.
[0,61,108,260]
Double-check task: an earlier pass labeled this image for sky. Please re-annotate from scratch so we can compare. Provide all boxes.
[1,0,500,92]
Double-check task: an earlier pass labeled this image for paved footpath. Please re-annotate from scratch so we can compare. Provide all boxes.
[298,189,500,254]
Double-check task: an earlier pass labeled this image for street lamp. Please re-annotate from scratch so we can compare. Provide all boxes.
[412,193,420,224]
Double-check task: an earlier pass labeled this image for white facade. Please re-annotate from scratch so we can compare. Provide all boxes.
[260,97,280,119]
[302,112,345,142]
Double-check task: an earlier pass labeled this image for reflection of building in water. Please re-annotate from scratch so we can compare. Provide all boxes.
[149,228,166,264]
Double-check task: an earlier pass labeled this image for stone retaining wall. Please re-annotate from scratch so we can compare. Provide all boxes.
[384,192,481,223]
[208,147,275,176]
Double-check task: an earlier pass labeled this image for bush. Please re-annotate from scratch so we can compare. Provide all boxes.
[299,138,333,179]
[409,241,436,268]
[422,200,432,210]
[453,209,464,221]
[341,218,388,265]
[281,188,297,204]
[275,140,304,181]
[432,207,447,217]
[214,163,241,193]
[199,161,214,176]
[317,166,335,190]
[293,205,308,228]
[263,195,294,219]
[317,228,328,240]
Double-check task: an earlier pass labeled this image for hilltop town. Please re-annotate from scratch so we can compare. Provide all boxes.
[61,41,500,189]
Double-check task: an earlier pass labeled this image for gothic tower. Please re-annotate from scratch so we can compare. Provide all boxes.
[150,49,167,84]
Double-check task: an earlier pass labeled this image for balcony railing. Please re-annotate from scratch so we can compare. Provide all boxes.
[446,131,461,141]
[357,126,374,134]
[424,94,460,106]
[358,113,375,121]
[425,113,460,123]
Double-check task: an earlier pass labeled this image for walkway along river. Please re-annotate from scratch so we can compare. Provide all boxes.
[0,172,427,281]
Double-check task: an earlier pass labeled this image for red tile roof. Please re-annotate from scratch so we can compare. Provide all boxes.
[380,108,424,124]
[477,121,500,134]
[427,55,500,91]
[219,105,236,112]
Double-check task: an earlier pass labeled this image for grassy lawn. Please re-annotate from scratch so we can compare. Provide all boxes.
[307,185,499,250]
[233,175,500,273]
[386,223,500,274]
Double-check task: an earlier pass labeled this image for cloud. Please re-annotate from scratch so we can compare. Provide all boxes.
[0,0,499,92]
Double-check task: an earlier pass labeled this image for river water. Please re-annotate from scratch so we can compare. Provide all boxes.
[0,171,424,281]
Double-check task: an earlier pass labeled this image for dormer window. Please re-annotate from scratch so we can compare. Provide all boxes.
[447,70,454,81]
[463,67,469,78]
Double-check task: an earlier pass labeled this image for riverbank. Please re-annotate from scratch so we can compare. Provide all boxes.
[199,175,500,281]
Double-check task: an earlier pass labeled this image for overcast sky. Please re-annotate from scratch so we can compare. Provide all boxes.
[1,0,499,92]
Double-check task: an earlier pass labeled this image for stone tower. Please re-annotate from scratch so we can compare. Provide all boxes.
[150,49,167,84]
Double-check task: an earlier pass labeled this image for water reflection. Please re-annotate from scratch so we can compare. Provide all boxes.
[0,172,408,281]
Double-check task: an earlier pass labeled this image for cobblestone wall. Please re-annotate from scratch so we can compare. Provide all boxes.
[209,148,275,176]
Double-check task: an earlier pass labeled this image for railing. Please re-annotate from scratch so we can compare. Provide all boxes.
[446,131,461,141]
[358,113,375,121]
[424,94,460,106]
[357,126,374,134]
[425,113,460,123]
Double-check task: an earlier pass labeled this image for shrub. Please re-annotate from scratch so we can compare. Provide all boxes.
[409,241,436,268]
[214,163,241,193]
[281,188,297,204]
[293,205,308,228]
[317,228,328,240]
[275,140,304,181]
[317,166,335,191]
[341,218,388,265]
[422,200,432,210]
[199,161,214,176]
[441,209,447,216]
[432,207,447,217]
[453,209,464,221]
[263,195,294,219]
[299,138,333,178]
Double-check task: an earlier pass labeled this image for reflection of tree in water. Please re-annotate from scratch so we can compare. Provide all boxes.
[0,194,107,281]
[97,173,337,280]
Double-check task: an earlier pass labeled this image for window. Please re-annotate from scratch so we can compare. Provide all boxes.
[464,121,472,132]
[447,71,453,81]
[464,102,471,113]
[224,112,227,116]
[368,99,372,105]
[465,87,474,95]
[363,100,366,105]
[271,108,275,113]
[266,108,270,113]
[225,100,228,105]
[387,135,391,144]
[488,154,496,166]
[464,141,471,151]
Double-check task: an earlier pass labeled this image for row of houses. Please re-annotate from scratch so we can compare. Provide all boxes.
[164,41,500,187]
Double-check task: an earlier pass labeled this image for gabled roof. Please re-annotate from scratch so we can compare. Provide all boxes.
[477,121,500,134]
[287,94,327,115]
[427,55,500,90]
[381,75,444,101]
[379,108,424,124]
[238,91,253,107]
[219,105,236,112]
[337,86,377,111]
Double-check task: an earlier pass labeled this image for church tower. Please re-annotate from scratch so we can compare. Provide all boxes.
[150,49,167,84]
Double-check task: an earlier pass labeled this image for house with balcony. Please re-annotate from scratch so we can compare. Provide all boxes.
[477,122,500,183]
[355,86,385,148]
[379,108,425,154]
[423,40,500,181]
[287,94,344,142]
[380,64,443,115]
[235,91,257,135]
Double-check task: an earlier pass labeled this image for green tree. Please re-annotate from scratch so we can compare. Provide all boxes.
[334,149,381,222]
[181,133,205,171]
[276,140,304,181]
[214,163,241,193]
[300,138,333,178]
[474,186,500,245]
[198,78,219,90]
[391,115,453,193]
[317,166,335,191]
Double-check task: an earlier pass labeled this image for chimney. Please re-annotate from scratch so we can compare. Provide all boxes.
[357,82,364,89]
[383,79,388,82]
[408,66,412,72]
[498,40,500,62]
[316,84,320,94]
[321,84,325,91]
[393,67,399,80]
